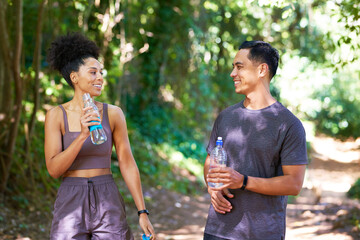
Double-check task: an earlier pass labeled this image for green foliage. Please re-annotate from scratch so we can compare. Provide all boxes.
[11,195,29,209]
[125,107,206,194]
[2,0,360,218]
[335,0,360,67]
[312,75,360,139]
[156,143,203,177]
[347,179,360,232]
[1,2,359,239]
[287,195,296,204]
[347,178,360,200]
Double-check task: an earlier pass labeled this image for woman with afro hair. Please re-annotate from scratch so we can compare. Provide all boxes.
[45,33,156,240]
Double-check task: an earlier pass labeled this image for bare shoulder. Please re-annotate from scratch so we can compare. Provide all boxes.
[107,104,126,123]
[45,105,64,130]
[107,104,125,116]
[45,105,63,120]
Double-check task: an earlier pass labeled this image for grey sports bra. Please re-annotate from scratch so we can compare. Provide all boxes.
[59,103,112,170]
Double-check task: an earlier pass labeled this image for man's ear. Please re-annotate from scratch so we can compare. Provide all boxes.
[258,63,269,78]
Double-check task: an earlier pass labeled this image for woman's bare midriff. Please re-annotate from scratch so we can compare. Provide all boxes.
[63,168,111,178]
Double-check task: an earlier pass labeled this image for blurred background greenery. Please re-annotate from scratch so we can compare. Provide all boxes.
[0,0,360,236]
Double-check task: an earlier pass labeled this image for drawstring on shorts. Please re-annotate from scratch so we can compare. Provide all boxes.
[88,180,97,214]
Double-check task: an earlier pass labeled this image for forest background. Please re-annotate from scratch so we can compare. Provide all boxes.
[0,0,360,238]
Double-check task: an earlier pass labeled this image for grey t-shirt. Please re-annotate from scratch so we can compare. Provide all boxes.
[205,100,308,240]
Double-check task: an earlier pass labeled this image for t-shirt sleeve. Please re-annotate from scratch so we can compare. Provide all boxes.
[206,116,220,155]
[280,119,308,165]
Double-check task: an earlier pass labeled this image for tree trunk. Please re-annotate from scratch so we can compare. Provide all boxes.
[24,0,47,188]
[0,0,23,195]
[28,0,46,140]
[0,0,13,196]
[0,0,13,122]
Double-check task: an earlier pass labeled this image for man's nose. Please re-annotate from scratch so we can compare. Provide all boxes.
[230,69,236,78]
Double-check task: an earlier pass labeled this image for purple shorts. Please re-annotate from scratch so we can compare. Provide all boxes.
[50,174,134,240]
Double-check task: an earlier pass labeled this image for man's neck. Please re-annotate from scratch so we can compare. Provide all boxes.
[243,92,276,110]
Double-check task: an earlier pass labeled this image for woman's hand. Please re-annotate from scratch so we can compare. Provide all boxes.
[139,214,156,239]
[79,106,100,137]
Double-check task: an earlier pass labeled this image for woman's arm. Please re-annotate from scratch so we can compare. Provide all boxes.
[110,105,156,239]
[44,106,99,178]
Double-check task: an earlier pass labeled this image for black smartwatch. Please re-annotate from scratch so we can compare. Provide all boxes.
[241,174,248,190]
[138,209,149,216]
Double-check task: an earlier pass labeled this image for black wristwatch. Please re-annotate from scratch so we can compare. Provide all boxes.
[138,209,149,216]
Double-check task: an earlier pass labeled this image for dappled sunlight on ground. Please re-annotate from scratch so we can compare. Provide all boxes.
[1,135,359,240]
[142,136,360,240]
[157,224,205,240]
[311,136,360,163]
[129,189,209,240]
[285,136,360,240]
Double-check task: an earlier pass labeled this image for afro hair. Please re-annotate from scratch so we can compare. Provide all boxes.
[46,32,100,88]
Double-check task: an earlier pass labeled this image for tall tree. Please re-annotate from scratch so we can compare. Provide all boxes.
[0,0,23,195]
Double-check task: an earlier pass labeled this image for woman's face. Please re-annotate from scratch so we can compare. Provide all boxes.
[73,57,104,96]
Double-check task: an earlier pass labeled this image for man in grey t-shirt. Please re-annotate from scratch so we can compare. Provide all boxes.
[204,41,308,240]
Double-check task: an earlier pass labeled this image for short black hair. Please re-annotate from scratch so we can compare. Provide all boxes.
[239,41,279,79]
[46,32,100,88]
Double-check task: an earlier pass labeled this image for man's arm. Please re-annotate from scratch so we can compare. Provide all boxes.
[207,164,306,196]
[247,165,306,195]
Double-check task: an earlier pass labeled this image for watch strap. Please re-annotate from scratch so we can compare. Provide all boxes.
[241,174,248,190]
[138,209,149,216]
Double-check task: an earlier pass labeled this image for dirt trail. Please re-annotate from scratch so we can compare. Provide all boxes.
[1,136,360,240]
[286,136,360,240]
[130,136,360,240]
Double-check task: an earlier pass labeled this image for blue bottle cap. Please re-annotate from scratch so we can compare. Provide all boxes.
[216,137,223,146]
[142,234,152,240]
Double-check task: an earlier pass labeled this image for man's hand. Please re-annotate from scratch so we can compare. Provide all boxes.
[207,167,244,191]
[208,188,234,214]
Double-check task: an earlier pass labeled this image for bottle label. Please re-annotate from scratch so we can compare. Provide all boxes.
[89,120,103,132]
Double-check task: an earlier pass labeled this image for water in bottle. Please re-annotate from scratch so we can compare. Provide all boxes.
[208,137,227,188]
[83,93,107,145]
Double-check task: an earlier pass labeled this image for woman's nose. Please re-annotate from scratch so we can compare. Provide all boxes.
[97,72,103,80]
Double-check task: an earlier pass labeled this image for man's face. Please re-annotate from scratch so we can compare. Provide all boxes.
[230,49,260,95]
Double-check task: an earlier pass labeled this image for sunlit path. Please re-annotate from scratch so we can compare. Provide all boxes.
[130,136,360,240]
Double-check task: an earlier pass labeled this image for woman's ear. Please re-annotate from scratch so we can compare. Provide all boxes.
[70,72,78,84]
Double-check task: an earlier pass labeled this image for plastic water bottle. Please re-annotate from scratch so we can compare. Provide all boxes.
[208,137,227,188]
[83,93,107,145]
